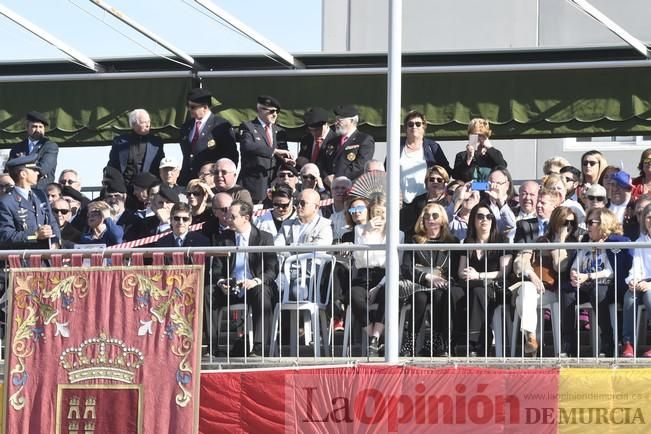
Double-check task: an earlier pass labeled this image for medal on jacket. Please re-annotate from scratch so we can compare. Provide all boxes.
[207,139,216,149]
[17,207,28,230]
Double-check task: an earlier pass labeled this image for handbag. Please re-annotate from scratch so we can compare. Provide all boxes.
[531,250,556,287]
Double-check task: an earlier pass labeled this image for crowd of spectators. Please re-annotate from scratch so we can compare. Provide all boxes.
[4,88,651,359]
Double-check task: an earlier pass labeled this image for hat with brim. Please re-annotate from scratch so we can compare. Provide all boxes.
[585,183,607,198]
[61,185,85,203]
[26,111,49,126]
[612,170,633,190]
[187,88,212,106]
[304,107,329,128]
[334,105,358,118]
[5,154,41,172]
[257,95,281,110]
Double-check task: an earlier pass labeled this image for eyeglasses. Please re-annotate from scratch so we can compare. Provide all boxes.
[172,216,191,222]
[348,205,367,214]
[423,212,440,220]
[185,191,204,197]
[428,177,445,184]
[261,107,279,114]
[213,206,229,213]
[582,160,598,167]
[302,175,315,181]
[278,172,295,178]
[588,219,601,226]
[644,158,651,165]
[563,219,576,227]
[52,208,70,215]
[104,193,123,200]
[406,121,423,128]
[587,195,605,202]
[213,170,233,176]
[273,202,291,210]
[60,179,78,185]
[198,171,213,177]
[297,200,314,208]
[476,212,492,221]
[563,177,576,184]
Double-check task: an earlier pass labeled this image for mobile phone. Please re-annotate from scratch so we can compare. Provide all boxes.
[470,181,489,191]
[468,134,479,147]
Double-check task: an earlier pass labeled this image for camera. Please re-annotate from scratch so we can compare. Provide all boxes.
[224,278,241,296]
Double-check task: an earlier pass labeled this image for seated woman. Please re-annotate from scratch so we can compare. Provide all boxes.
[512,206,580,356]
[79,200,123,247]
[457,201,512,356]
[622,203,651,357]
[400,203,462,357]
[562,208,630,357]
[543,173,586,226]
[185,179,214,225]
[350,193,404,357]
[400,165,450,238]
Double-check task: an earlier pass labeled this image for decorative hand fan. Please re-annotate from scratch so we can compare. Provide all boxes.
[349,171,386,200]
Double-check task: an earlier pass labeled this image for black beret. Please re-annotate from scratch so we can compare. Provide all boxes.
[61,185,85,203]
[277,163,299,177]
[187,88,212,105]
[104,177,127,194]
[303,107,329,127]
[102,166,122,182]
[26,111,49,126]
[132,172,158,189]
[158,185,179,204]
[334,105,358,118]
[257,95,280,109]
[5,153,40,171]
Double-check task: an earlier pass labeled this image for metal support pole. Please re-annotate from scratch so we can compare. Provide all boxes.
[384,0,402,363]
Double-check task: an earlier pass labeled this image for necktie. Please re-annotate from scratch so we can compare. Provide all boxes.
[311,137,324,162]
[265,124,273,148]
[191,120,201,154]
[338,135,348,153]
[177,237,183,247]
[541,221,548,235]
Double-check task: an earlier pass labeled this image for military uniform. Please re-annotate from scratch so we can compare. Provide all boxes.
[0,187,60,249]
[317,129,375,181]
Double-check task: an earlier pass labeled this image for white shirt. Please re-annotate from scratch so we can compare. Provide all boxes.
[626,234,651,284]
[234,227,253,281]
[400,146,427,204]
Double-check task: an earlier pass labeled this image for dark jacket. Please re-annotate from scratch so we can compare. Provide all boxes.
[316,129,374,181]
[452,147,507,182]
[10,138,59,190]
[107,132,165,185]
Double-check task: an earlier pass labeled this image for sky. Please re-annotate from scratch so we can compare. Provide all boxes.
[0,0,322,186]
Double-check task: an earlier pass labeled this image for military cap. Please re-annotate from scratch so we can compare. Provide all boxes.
[61,185,85,203]
[104,177,127,194]
[257,95,281,110]
[26,111,49,126]
[334,105,358,118]
[133,172,158,189]
[5,153,41,171]
[303,107,329,128]
[187,88,212,105]
[276,163,299,177]
[158,185,179,204]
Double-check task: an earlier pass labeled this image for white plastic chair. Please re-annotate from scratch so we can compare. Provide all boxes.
[511,300,561,357]
[270,252,336,357]
[216,304,254,355]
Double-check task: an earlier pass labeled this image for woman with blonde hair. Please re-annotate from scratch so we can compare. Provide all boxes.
[185,178,214,224]
[79,200,123,246]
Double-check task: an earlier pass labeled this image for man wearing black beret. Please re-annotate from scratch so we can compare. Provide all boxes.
[9,111,59,190]
[178,88,238,185]
[296,107,336,170]
[237,95,292,204]
[316,105,375,186]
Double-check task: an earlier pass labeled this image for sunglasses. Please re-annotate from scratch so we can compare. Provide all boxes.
[348,205,367,214]
[644,158,651,165]
[406,121,423,128]
[563,177,576,184]
[278,172,295,178]
[52,208,70,215]
[423,212,440,220]
[186,191,204,197]
[428,177,445,184]
[587,195,605,202]
[582,160,598,167]
[173,216,191,222]
[60,179,78,185]
[213,206,229,213]
[476,212,492,221]
[297,200,313,208]
[302,175,315,181]
[273,202,291,210]
[588,219,601,226]
[563,219,576,227]
[261,107,279,114]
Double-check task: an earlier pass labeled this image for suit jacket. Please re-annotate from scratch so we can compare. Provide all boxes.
[514,217,541,244]
[275,215,333,246]
[10,137,59,189]
[237,119,288,203]
[107,132,165,185]
[179,113,238,185]
[155,230,210,248]
[317,129,374,181]
[297,128,337,167]
[0,187,61,249]
[212,226,279,289]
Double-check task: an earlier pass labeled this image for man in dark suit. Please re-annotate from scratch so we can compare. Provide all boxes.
[296,107,336,170]
[107,108,165,186]
[0,154,60,249]
[9,111,59,190]
[212,199,279,356]
[179,88,238,185]
[317,105,375,186]
[237,95,293,204]
[514,189,556,245]
[155,202,210,249]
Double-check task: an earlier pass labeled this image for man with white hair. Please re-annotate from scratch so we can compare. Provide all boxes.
[317,105,374,186]
[212,158,253,205]
[107,108,165,186]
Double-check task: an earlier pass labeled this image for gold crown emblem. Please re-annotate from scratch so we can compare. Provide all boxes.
[59,334,144,383]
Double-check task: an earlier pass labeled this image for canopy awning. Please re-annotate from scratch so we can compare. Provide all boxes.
[0,49,650,146]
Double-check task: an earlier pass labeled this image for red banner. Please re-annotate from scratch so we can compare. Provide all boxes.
[3,255,204,434]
